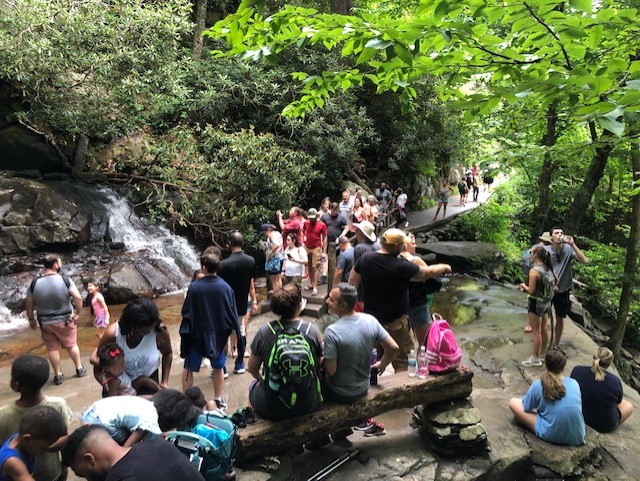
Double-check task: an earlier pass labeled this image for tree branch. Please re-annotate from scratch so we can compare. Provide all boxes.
[523,2,572,70]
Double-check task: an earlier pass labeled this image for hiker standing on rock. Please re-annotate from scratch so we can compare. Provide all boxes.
[25,254,86,386]
[544,228,587,347]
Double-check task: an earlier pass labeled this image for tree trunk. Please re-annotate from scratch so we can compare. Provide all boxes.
[608,126,640,359]
[537,104,558,234]
[72,133,89,172]
[192,0,207,59]
[562,123,613,233]
[236,370,473,460]
[330,0,353,14]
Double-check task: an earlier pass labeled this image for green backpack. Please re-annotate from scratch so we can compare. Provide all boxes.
[531,265,555,303]
[265,320,322,410]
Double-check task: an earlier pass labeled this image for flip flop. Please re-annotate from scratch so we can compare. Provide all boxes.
[524,324,533,333]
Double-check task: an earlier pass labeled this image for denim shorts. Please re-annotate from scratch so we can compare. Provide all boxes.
[408,303,431,329]
[183,348,225,371]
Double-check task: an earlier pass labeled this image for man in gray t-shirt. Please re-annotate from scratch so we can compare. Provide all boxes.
[25,254,85,385]
[543,227,587,347]
[323,284,398,402]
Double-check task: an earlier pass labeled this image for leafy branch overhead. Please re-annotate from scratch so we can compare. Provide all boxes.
[208,0,640,135]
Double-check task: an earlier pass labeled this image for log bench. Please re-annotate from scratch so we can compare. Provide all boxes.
[236,370,473,461]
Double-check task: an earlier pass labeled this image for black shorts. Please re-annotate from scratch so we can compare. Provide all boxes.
[552,291,571,318]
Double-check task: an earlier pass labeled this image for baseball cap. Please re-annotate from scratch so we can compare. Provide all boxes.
[259,223,274,232]
[381,228,410,246]
[307,208,319,218]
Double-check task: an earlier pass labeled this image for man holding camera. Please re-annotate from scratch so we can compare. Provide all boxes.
[544,227,588,347]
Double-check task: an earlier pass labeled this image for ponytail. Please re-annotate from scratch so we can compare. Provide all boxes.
[541,349,567,401]
[591,347,614,382]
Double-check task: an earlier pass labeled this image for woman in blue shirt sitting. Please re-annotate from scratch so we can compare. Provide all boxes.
[509,348,586,445]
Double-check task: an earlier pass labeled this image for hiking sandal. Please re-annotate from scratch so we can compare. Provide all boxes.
[231,411,247,428]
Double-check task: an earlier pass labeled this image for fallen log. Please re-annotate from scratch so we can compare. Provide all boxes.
[236,370,473,461]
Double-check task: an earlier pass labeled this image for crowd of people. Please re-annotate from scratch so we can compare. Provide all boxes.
[3,185,636,481]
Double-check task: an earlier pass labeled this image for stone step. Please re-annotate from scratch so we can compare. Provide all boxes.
[259,280,329,318]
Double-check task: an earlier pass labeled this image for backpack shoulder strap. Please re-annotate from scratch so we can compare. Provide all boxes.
[268,320,285,335]
[30,274,71,292]
[296,320,312,336]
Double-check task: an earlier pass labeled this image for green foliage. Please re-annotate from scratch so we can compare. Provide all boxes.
[210,0,640,140]
[0,0,194,140]
[577,241,640,346]
[116,125,316,242]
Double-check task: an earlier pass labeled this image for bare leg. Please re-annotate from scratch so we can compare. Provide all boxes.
[508,398,537,433]
[309,262,318,290]
[619,399,634,425]
[211,367,224,398]
[412,325,429,350]
[182,368,194,392]
[68,344,83,370]
[540,314,548,357]
[270,273,282,292]
[529,313,542,358]
[432,203,442,221]
[442,203,447,219]
[48,349,62,376]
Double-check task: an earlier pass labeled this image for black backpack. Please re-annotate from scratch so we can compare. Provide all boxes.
[265,320,322,410]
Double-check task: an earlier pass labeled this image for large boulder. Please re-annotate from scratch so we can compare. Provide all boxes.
[0,125,69,174]
[0,177,90,255]
[416,241,505,278]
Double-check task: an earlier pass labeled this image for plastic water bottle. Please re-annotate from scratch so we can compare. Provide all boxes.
[418,346,428,379]
[407,349,417,377]
[370,348,378,385]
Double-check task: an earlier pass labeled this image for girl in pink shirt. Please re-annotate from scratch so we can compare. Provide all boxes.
[87,279,110,339]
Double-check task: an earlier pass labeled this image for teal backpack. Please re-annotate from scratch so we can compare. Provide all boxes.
[166,411,237,481]
[265,319,322,410]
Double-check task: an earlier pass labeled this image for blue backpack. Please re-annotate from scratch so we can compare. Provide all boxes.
[166,411,237,481]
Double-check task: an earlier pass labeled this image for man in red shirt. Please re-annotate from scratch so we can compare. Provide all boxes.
[303,208,327,296]
[277,207,304,245]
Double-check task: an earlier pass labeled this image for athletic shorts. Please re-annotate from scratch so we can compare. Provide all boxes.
[41,320,78,351]
[408,302,431,329]
[528,297,550,317]
[183,348,225,371]
[552,291,571,318]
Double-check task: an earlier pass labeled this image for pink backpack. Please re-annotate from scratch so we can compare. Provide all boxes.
[425,313,462,373]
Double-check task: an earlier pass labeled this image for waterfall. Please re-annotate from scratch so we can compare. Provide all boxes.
[0,182,201,334]
[100,187,199,271]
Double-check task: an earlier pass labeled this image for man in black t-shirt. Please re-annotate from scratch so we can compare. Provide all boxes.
[320,202,350,295]
[219,231,259,374]
[349,228,451,370]
[62,425,205,481]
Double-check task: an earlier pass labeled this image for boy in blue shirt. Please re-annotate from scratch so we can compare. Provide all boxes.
[0,406,67,481]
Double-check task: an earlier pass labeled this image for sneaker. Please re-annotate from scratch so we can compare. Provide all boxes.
[353,418,375,431]
[521,356,543,367]
[202,358,212,368]
[223,366,229,379]
[363,422,386,437]
[300,298,307,311]
[215,398,228,411]
[318,276,328,285]
[76,366,87,378]
[234,362,246,374]
[53,374,64,385]
[311,289,318,296]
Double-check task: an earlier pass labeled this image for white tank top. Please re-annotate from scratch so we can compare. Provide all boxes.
[115,324,160,379]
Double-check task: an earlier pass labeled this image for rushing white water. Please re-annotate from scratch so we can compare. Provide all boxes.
[0,300,29,333]
[100,187,199,269]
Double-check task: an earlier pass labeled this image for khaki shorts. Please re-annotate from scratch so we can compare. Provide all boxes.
[381,314,414,372]
[41,320,78,351]
[306,247,322,268]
